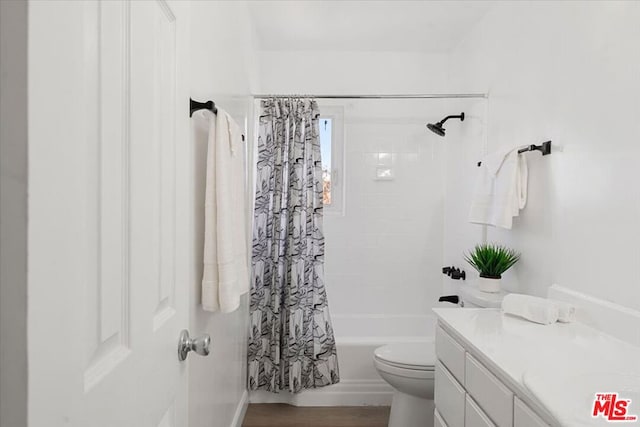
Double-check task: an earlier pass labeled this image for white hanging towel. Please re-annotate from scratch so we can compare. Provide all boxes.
[469,146,528,229]
[202,109,250,313]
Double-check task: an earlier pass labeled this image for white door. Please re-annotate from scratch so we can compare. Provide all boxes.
[27,1,192,426]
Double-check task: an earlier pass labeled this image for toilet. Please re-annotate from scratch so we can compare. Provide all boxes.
[373,284,508,427]
[374,342,436,427]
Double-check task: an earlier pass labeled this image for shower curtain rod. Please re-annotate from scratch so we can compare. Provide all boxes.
[251,93,488,99]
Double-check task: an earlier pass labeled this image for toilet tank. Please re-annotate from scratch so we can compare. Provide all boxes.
[460,285,507,308]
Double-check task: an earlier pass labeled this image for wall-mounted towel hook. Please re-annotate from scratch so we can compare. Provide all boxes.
[477,140,551,167]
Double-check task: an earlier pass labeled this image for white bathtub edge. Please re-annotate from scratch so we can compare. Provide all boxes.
[336,336,434,346]
[249,380,393,407]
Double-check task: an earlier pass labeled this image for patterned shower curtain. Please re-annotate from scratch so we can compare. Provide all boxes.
[248,98,340,393]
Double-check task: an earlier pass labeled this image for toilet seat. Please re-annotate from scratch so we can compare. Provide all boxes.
[374,342,436,372]
[375,358,435,371]
[374,357,435,380]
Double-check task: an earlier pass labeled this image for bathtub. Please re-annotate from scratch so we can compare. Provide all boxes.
[249,314,436,406]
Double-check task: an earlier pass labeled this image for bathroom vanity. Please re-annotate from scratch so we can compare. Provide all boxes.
[433,307,640,427]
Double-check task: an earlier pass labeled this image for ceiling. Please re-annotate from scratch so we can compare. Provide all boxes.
[247,1,494,53]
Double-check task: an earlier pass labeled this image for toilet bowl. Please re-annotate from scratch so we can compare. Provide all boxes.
[373,342,436,427]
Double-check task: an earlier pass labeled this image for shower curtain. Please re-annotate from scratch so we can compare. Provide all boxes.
[248,98,340,393]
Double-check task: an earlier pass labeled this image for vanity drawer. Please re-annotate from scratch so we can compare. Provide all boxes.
[466,395,496,427]
[435,361,466,427]
[465,354,513,427]
[436,325,466,384]
[435,409,448,427]
[514,397,548,427]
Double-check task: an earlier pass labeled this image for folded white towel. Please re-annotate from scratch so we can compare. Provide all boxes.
[501,294,559,325]
[202,109,250,313]
[549,299,576,323]
[469,146,528,229]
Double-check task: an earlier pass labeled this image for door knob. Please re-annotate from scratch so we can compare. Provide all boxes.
[178,330,211,361]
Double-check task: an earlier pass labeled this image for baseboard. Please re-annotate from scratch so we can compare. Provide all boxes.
[230,389,249,427]
[548,284,640,347]
[248,380,393,407]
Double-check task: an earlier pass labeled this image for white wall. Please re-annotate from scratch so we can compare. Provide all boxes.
[188,2,258,427]
[448,1,640,310]
[441,98,487,298]
[258,51,448,95]
[0,1,28,426]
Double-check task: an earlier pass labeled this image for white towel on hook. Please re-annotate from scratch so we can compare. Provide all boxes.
[202,109,250,313]
[469,146,528,229]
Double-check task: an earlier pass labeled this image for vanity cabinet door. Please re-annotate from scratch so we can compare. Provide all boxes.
[465,354,514,427]
[435,409,449,427]
[435,361,466,427]
[466,395,496,427]
[436,325,466,384]
[514,397,549,427]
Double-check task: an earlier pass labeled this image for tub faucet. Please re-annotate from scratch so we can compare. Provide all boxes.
[438,295,460,305]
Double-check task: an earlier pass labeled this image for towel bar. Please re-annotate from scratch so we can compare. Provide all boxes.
[477,141,551,167]
[190,97,245,141]
[190,98,217,117]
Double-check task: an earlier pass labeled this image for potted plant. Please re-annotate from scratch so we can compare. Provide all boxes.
[464,244,521,293]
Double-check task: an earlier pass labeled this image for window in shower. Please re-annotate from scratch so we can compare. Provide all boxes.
[319,118,333,205]
[318,105,344,214]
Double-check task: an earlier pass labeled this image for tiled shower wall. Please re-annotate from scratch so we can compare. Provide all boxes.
[321,99,452,319]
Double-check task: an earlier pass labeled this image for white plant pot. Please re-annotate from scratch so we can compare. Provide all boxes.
[477,276,501,293]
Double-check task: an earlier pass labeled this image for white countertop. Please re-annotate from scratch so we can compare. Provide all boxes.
[433,308,640,426]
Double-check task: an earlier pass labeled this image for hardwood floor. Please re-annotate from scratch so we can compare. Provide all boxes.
[242,404,390,427]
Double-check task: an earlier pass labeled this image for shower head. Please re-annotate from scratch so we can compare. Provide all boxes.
[427,112,465,137]
[427,122,446,136]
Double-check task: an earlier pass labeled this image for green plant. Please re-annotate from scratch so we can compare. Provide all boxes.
[464,244,521,279]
